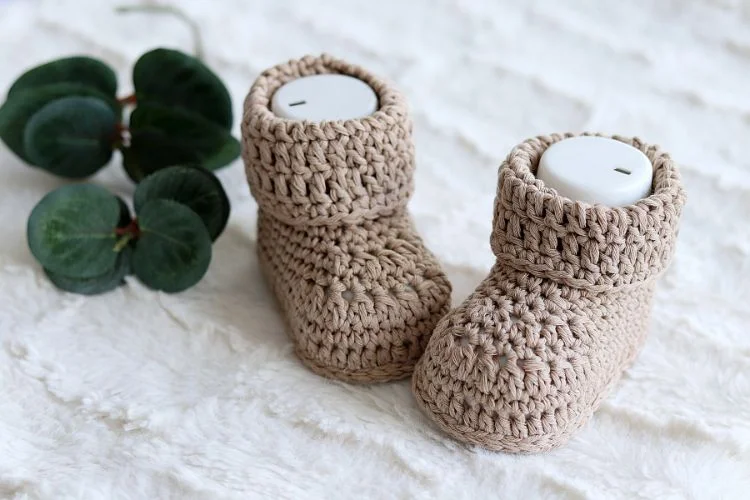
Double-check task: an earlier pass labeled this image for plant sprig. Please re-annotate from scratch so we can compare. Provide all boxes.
[0,48,239,182]
[27,166,230,294]
[3,5,238,295]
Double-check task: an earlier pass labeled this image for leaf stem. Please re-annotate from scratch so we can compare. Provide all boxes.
[111,122,129,149]
[113,234,133,252]
[115,3,205,60]
[118,94,137,106]
[114,219,141,250]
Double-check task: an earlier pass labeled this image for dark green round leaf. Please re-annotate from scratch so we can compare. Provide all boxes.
[132,199,212,293]
[27,184,121,278]
[0,83,119,163]
[134,166,230,240]
[45,247,131,296]
[121,129,201,182]
[133,48,232,129]
[8,56,117,99]
[23,96,117,178]
[123,103,239,181]
[203,134,240,171]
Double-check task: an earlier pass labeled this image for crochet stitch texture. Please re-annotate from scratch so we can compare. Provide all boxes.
[241,55,451,383]
[413,133,686,452]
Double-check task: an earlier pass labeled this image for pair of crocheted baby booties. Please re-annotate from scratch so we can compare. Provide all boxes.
[241,55,686,453]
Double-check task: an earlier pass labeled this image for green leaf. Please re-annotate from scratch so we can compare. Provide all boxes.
[23,96,117,178]
[45,247,131,296]
[8,56,117,99]
[134,165,230,240]
[27,184,122,278]
[132,199,212,293]
[133,48,232,129]
[0,83,119,163]
[203,134,240,171]
[121,129,200,182]
[123,104,239,181]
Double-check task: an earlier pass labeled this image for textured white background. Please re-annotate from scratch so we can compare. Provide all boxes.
[1,0,749,498]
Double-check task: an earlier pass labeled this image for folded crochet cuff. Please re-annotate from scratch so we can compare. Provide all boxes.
[241,54,414,226]
[491,133,686,291]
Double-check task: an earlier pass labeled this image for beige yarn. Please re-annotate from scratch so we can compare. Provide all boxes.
[241,55,451,383]
[412,133,686,452]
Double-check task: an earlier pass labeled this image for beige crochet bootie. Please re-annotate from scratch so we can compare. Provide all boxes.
[413,133,685,452]
[241,55,451,383]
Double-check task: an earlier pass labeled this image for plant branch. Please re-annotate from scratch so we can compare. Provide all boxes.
[118,94,137,106]
[113,234,133,252]
[114,219,141,249]
[115,3,204,60]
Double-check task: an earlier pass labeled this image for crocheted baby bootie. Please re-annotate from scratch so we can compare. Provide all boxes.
[241,55,451,383]
[413,133,685,452]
